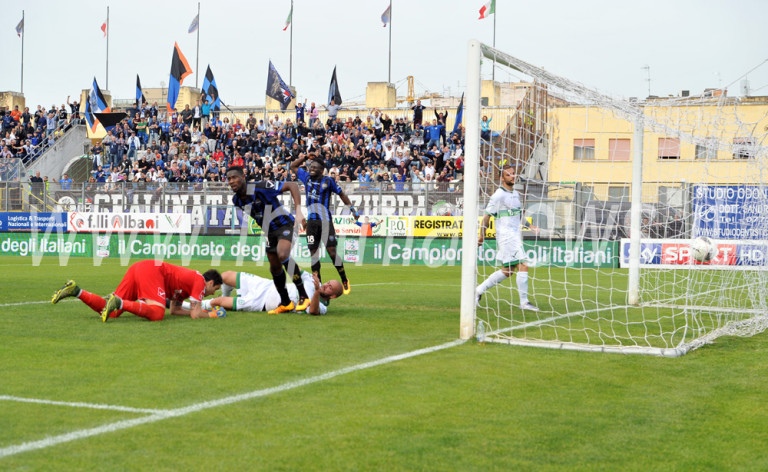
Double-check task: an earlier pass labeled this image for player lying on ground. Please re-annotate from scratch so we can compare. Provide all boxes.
[186,270,343,316]
[51,260,223,322]
[476,164,539,311]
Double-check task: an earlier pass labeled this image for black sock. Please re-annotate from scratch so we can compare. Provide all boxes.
[272,269,290,306]
[311,261,322,283]
[283,258,309,300]
[336,264,347,284]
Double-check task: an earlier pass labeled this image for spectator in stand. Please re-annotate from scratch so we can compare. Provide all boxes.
[355,216,381,236]
[667,213,684,239]
[102,131,114,167]
[57,105,68,129]
[425,119,442,149]
[296,99,307,124]
[423,159,436,182]
[641,217,651,238]
[324,99,342,125]
[60,173,73,190]
[21,106,32,127]
[392,170,407,191]
[91,142,103,170]
[135,115,148,148]
[308,102,320,127]
[481,115,493,142]
[9,105,21,123]
[411,100,427,126]
[67,96,80,121]
[159,117,171,144]
[436,169,452,186]
[148,118,160,148]
[192,100,202,128]
[46,112,56,138]
[181,104,193,126]
[201,98,211,129]
[127,132,140,160]
[434,108,448,146]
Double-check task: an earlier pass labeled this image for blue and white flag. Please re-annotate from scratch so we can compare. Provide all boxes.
[381,4,391,27]
[202,65,220,111]
[85,77,110,133]
[188,14,199,33]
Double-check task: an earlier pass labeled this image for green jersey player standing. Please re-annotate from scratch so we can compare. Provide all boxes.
[476,165,538,311]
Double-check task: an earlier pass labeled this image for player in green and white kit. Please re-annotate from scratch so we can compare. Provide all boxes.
[476,165,538,311]
[188,270,342,316]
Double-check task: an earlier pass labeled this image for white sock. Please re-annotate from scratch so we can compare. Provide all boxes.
[221,283,233,297]
[201,299,212,310]
[517,271,529,305]
[477,270,508,295]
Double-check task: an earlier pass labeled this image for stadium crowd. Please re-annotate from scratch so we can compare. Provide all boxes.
[83,96,466,190]
[0,97,84,167]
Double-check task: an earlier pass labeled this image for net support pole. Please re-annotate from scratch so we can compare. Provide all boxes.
[627,115,644,305]
[460,39,482,339]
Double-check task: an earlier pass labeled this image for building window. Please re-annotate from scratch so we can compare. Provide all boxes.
[574,139,595,160]
[733,137,755,159]
[608,186,629,203]
[609,138,631,161]
[658,138,680,160]
[695,138,717,160]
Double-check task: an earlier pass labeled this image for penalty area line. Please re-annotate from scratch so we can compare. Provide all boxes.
[0,338,467,459]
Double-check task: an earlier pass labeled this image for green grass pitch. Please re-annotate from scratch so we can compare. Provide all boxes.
[1,256,767,471]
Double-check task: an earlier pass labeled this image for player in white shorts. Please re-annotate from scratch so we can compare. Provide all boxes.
[476,164,539,311]
[197,270,343,315]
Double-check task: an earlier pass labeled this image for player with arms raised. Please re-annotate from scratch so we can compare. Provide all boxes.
[476,164,538,311]
[227,165,310,314]
[290,152,357,294]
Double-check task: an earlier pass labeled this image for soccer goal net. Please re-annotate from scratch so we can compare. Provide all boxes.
[460,40,768,356]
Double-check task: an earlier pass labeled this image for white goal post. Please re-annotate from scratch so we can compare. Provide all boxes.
[460,40,768,356]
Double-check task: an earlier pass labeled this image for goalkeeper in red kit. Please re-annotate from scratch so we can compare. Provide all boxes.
[51,260,223,322]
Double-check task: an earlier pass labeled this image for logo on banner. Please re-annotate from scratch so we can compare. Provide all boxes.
[67,212,191,233]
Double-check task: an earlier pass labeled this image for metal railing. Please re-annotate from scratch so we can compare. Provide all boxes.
[0,179,693,241]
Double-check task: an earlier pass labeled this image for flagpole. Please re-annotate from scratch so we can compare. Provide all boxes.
[492,2,496,82]
[289,0,293,85]
[387,0,392,84]
[106,6,110,90]
[195,2,200,89]
[20,10,24,94]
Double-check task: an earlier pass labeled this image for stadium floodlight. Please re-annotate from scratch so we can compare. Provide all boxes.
[461,40,768,356]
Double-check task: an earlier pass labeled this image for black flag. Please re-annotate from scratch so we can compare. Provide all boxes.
[266,61,294,111]
[328,66,342,106]
[135,75,146,108]
[94,112,127,132]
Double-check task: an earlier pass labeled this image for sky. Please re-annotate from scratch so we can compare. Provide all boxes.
[2,0,767,108]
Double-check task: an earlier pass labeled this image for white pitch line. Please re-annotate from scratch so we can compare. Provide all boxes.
[0,338,467,459]
[352,282,400,286]
[354,282,461,287]
[0,299,77,307]
[0,396,165,415]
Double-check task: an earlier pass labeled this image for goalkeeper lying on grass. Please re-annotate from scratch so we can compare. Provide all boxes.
[183,270,343,316]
